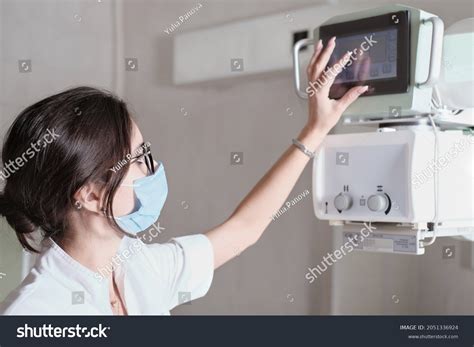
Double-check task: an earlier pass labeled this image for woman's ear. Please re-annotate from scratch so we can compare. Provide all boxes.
[73,183,104,214]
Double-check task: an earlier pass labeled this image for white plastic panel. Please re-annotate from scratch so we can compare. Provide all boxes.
[313,129,474,226]
[313,131,411,223]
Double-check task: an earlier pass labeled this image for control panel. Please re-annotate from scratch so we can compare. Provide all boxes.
[313,131,412,223]
[313,129,473,225]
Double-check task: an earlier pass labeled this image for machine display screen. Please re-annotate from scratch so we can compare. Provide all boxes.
[330,29,398,83]
[319,11,410,98]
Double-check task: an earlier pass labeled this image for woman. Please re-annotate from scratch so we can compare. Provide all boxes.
[0,38,367,315]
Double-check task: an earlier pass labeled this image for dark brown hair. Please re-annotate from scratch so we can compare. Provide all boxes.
[0,86,132,252]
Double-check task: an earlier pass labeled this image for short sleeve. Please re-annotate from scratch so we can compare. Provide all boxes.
[148,234,214,310]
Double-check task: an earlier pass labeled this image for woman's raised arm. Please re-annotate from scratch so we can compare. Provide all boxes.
[206,37,368,269]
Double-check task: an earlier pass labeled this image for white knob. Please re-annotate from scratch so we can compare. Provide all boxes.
[367,194,389,212]
[334,193,352,211]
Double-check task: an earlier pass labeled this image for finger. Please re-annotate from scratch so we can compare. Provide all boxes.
[357,55,371,82]
[312,36,336,80]
[336,85,368,112]
[306,39,323,77]
[320,51,352,93]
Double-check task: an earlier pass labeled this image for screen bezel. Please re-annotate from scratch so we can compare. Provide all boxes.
[318,10,410,98]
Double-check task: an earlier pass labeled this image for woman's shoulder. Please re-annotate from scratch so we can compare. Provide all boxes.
[0,270,51,315]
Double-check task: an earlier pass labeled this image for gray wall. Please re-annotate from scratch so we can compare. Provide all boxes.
[0,0,473,315]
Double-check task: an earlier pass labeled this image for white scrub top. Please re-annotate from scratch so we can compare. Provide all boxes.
[0,234,214,315]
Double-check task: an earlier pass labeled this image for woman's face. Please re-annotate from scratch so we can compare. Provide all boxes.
[111,121,154,217]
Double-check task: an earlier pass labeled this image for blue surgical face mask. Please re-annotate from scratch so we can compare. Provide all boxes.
[115,162,168,234]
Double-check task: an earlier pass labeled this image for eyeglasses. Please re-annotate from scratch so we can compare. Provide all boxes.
[129,143,155,175]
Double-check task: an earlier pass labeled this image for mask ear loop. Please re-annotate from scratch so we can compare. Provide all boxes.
[102,207,116,220]
[102,207,139,239]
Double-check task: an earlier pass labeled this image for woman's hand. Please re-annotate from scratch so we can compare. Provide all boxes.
[304,37,368,136]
